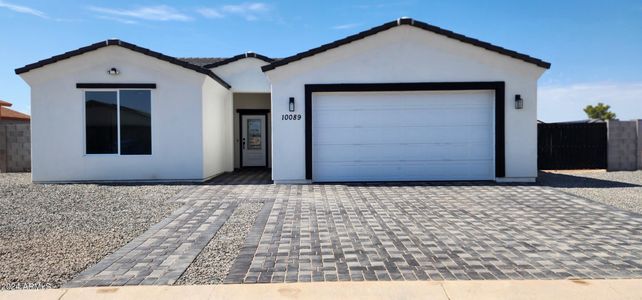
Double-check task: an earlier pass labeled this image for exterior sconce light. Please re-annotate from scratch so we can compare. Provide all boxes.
[515,94,524,109]
[107,67,120,76]
[289,97,295,112]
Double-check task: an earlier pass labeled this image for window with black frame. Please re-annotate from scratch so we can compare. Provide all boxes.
[85,90,151,155]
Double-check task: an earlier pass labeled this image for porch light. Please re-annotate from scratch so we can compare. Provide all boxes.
[107,67,120,76]
[515,94,524,109]
[289,97,295,112]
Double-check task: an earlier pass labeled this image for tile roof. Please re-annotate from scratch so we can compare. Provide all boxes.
[202,53,275,69]
[178,57,227,67]
[0,101,30,121]
[178,53,276,69]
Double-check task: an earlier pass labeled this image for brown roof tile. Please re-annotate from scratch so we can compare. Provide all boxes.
[0,106,30,121]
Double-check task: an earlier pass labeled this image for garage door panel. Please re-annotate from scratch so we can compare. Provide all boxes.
[314,143,493,162]
[314,107,492,128]
[313,125,492,144]
[312,91,495,182]
[314,161,494,182]
[314,91,491,108]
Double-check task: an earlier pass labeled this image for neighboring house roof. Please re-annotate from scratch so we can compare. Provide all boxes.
[262,18,551,72]
[201,52,275,69]
[0,100,30,121]
[15,39,231,89]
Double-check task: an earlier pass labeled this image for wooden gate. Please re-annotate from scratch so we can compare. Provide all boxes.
[538,123,607,169]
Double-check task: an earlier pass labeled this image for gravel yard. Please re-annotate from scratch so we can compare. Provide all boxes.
[176,202,263,285]
[539,170,642,214]
[0,173,188,290]
[3,168,640,289]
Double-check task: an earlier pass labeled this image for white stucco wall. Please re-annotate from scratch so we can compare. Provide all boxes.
[265,25,547,182]
[20,46,230,182]
[210,58,271,93]
[202,76,234,179]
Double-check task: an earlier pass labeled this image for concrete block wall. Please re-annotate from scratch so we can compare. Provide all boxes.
[0,125,6,172]
[607,120,640,171]
[0,123,31,173]
[638,120,642,170]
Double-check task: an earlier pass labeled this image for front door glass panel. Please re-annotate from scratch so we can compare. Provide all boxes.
[247,119,262,150]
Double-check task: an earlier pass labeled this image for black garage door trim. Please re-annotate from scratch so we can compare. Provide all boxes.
[304,82,506,180]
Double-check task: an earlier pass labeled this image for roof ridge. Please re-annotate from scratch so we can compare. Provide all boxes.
[179,56,227,58]
[202,52,275,69]
[262,18,551,72]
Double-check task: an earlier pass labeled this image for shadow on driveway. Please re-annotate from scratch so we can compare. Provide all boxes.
[537,171,640,188]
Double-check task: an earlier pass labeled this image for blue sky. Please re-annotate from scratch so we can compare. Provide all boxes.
[1,0,641,122]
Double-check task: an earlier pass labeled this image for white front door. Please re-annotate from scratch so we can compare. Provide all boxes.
[241,115,267,167]
[312,91,495,182]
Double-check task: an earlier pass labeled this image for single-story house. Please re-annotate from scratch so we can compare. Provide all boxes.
[15,18,550,183]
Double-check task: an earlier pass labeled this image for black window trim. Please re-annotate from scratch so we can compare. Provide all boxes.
[304,81,506,181]
[77,83,156,89]
[83,89,153,156]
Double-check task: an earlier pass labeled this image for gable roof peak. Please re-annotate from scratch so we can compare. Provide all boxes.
[262,18,551,72]
[397,17,414,25]
[15,39,231,89]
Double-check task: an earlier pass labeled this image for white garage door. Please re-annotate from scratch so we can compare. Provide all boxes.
[312,90,495,182]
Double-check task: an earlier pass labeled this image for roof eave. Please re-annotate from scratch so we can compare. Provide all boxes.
[0,117,30,121]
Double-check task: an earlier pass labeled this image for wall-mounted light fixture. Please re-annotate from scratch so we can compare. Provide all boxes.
[515,94,524,109]
[107,67,120,76]
[289,97,295,112]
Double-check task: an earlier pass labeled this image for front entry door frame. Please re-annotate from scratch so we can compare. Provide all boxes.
[238,109,270,168]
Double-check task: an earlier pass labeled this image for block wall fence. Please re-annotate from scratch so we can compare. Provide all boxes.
[0,122,31,173]
[607,120,642,171]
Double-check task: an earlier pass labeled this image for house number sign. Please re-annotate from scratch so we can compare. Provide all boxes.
[281,114,302,120]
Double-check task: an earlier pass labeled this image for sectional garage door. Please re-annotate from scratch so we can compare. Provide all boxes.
[311,91,495,182]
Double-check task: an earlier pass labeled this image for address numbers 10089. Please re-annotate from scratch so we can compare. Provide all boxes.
[281,114,302,120]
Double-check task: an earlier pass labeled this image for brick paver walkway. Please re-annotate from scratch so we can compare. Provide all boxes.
[224,181,642,283]
[65,170,272,287]
[67,170,642,286]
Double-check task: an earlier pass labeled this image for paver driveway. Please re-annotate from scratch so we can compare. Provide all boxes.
[69,170,642,286]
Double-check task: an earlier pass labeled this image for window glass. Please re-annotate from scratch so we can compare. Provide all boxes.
[85,91,118,154]
[119,90,151,155]
[247,118,262,150]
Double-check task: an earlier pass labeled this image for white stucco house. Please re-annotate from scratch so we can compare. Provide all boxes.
[16,18,550,183]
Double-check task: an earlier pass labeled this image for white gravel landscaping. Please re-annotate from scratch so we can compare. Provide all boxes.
[539,170,642,214]
[176,202,263,285]
[0,173,188,290]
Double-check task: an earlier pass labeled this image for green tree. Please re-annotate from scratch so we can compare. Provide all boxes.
[583,102,616,120]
